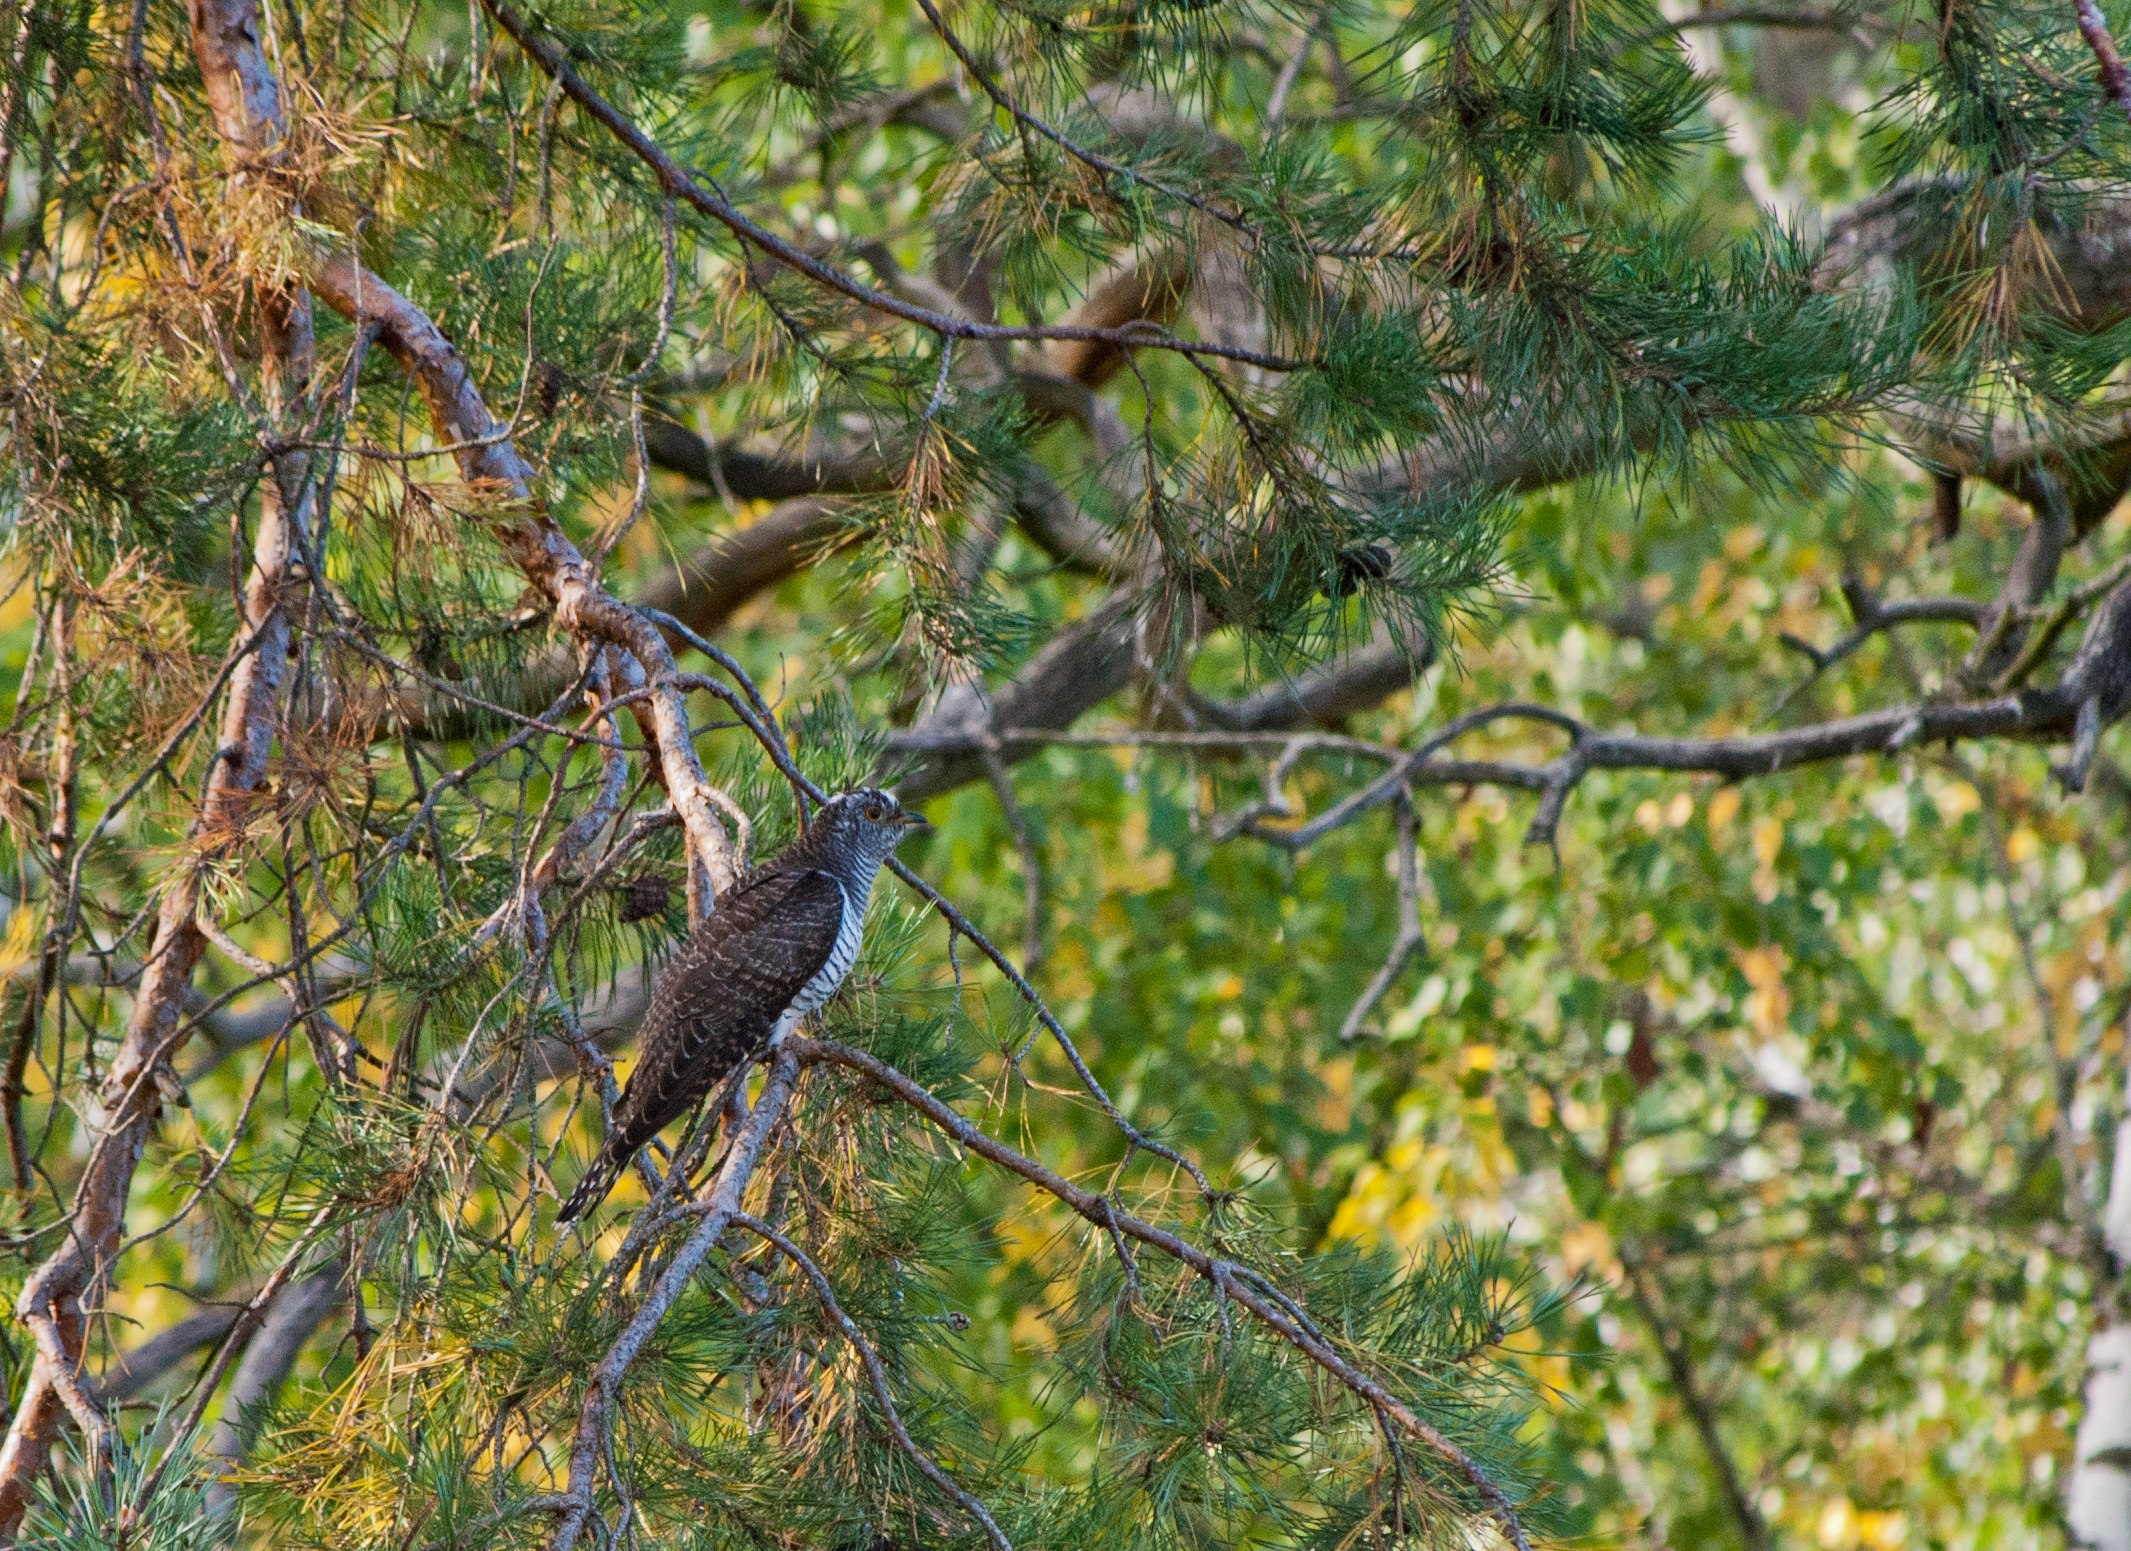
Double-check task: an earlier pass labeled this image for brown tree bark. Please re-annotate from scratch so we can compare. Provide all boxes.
[0,0,315,1526]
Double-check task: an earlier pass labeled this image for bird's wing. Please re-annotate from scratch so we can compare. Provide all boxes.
[611,867,845,1139]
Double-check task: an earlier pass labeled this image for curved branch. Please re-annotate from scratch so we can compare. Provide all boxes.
[475,0,1302,375]
[95,1307,244,1403]
[730,1212,1013,1551]
[201,1262,347,1516]
[0,0,316,1516]
[788,1035,1536,1551]
[306,254,741,914]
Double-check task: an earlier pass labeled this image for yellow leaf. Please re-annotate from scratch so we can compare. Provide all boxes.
[1737,946,1792,1036]
[1933,778,1980,822]
[1559,1220,1612,1277]
[1725,524,1766,561]
[1858,1511,1907,1550]
[1753,816,1784,869]
[0,907,40,984]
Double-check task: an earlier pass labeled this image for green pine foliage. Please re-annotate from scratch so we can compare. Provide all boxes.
[6,0,2131,1544]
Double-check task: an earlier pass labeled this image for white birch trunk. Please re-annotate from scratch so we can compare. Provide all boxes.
[2069,1062,2131,1551]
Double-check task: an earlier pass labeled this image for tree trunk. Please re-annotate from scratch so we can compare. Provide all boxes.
[2069,1043,2131,1550]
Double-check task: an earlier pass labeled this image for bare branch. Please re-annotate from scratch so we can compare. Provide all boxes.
[1771,584,1980,715]
[1195,629,1431,733]
[887,580,2131,853]
[1339,794,1424,1043]
[1619,1253,1774,1551]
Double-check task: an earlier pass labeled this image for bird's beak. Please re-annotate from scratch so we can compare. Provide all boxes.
[897,811,931,830]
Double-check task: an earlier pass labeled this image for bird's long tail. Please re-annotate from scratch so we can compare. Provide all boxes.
[556,1144,629,1224]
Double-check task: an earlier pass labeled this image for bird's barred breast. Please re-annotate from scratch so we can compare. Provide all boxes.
[787,880,862,1018]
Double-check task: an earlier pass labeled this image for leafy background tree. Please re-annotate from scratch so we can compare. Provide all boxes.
[4,0,2131,1546]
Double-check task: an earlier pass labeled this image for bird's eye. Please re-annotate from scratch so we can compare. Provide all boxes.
[865,802,884,821]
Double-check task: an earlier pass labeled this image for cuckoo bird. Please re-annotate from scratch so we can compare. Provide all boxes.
[557,788,927,1222]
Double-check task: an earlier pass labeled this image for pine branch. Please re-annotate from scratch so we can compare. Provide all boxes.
[788,1035,1539,1551]
[0,0,317,1515]
[476,0,1304,374]
[305,254,743,916]
[544,1048,801,1551]
[731,1211,1014,1551]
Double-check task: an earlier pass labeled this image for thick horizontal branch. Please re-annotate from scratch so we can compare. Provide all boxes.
[1194,631,1432,732]
[636,499,854,635]
[94,1307,244,1403]
[891,593,1142,802]
[890,613,1432,801]
[893,574,2131,849]
[639,417,898,502]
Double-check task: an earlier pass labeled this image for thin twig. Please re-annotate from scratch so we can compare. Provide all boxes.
[1339,793,1425,1043]
[789,1035,1534,1551]
[476,0,1303,375]
[731,1212,1013,1551]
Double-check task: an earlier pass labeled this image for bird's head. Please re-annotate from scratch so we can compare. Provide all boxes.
[809,787,928,865]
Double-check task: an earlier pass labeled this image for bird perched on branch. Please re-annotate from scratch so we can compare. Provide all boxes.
[557,788,928,1223]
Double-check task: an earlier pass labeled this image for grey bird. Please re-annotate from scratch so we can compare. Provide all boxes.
[556,788,927,1223]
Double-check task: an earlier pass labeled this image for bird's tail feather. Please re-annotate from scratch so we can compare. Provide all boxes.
[557,1147,627,1224]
